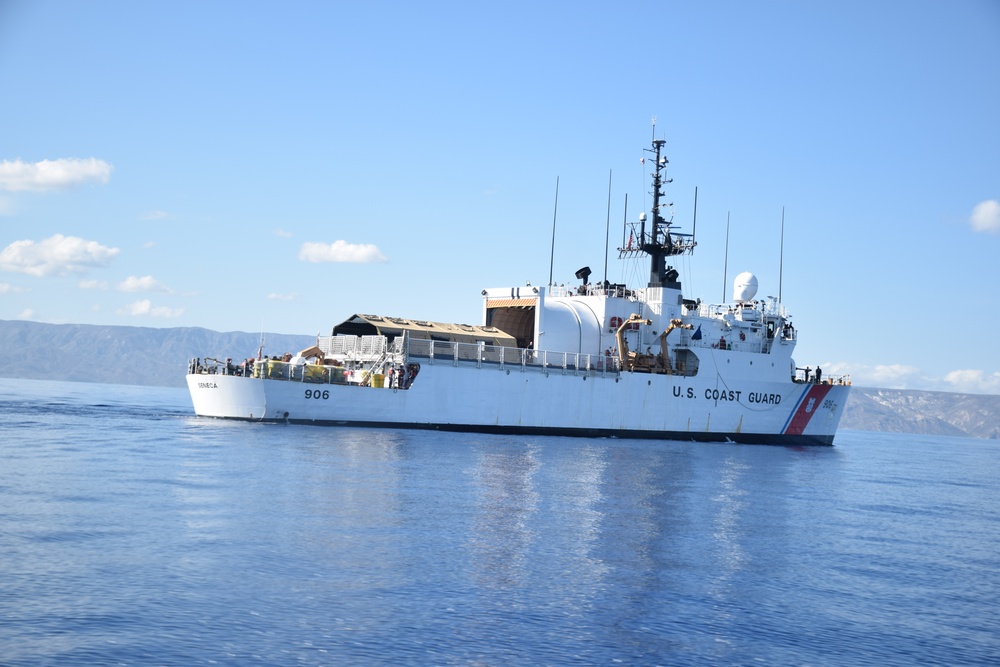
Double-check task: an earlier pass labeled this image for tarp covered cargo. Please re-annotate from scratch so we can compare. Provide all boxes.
[332,314,518,348]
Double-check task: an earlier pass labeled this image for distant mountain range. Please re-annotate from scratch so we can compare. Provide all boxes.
[838,387,1000,440]
[2,319,998,439]
[0,319,314,389]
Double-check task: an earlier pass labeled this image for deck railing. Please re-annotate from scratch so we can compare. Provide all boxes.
[403,339,620,375]
[189,337,624,387]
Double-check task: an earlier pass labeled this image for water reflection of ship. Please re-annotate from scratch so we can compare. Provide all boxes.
[469,441,540,589]
[586,447,696,588]
[709,456,751,597]
[306,429,407,593]
[467,441,699,606]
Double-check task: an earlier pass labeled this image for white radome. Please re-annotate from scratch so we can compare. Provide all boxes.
[733,271,758,302]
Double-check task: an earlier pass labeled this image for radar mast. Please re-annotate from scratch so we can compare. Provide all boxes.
[618,128,696,287]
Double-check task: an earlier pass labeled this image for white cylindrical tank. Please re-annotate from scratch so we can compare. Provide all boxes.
[733,272,758,302]
[537,299,603,354]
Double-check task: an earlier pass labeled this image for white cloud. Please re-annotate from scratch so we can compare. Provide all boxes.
[299,240,387,264]
[0,195,13,216]
[267,292,297,301]
[970,200,1000,234]
[16,308,34,320]
[0,158,113,192]
[0,282,24,294]
[943,369,1000,395]
[0,234,120,277]
[140,210,170,220]
[273,228,293,238]
[79,279,108,290]
[117,275,170,293]
[838,362,922,389]
[868,363,921,384]
[829,361,1000,394]
[116,299,183,318]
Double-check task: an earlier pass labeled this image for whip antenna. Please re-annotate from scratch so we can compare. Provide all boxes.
[722,212,730,302]
[691,186,698,243]
[603,170,612,284]
[779,206,785,304]
[548,176,559,287]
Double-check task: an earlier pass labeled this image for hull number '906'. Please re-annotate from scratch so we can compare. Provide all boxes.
[305,389,329,400]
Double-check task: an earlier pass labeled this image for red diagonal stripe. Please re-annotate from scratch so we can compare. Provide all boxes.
[784,384,833,435]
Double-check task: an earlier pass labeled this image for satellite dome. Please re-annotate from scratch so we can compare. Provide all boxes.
[733,272,758,302]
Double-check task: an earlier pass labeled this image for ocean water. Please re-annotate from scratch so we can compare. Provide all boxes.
[1,378,998,667]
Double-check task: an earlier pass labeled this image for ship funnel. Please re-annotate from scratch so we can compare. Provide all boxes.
[733,272,758,302]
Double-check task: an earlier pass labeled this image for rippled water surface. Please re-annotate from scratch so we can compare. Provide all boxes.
[1,377,998,666]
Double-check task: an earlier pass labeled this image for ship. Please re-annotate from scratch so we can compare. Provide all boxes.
[187,134,850,445]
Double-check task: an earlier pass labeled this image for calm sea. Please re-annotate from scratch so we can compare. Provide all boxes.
[1,377,998,666]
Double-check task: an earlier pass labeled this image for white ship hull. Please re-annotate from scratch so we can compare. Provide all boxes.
[187,351,847,445]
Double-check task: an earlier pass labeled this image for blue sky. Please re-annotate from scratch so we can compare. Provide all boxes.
[1,1,998,394]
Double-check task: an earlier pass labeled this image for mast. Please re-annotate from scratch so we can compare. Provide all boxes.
[644,138,672,286]
[618,130,696,287]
